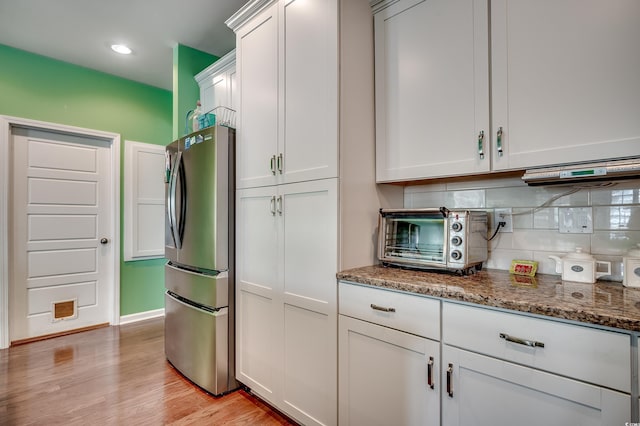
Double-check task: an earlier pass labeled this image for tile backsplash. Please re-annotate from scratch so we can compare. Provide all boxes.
[404,176,640,281]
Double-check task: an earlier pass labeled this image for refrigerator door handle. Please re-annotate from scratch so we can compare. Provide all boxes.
[167,152,177,247]
[176,151,187,248]
[168,151,183,249]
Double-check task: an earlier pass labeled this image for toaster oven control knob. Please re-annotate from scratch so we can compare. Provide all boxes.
[451,236,463,246]
[451,222,463,232]
[451,250,462,261]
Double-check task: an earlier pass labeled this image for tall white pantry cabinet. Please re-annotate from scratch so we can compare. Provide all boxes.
[226,1,402,424]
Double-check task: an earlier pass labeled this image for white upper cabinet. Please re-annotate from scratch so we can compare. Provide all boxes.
[231,0,338,189]
[374,0,640,182]
[490,0,640,171]
[280,0,338,184]
[196,49,237,116]
[374,0,490,182]
[234,2,280,189]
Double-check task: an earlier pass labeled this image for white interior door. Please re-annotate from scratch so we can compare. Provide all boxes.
[10,126,114,342]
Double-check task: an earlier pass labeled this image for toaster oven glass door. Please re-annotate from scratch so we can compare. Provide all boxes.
[383,213,447,264]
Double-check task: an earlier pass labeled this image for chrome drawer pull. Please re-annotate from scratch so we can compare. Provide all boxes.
[446,363,454,397]
[499,332,544,348]
[270,155,276,175]
[427,356,434,390]
[370,304,395,313]
[496,126,504,157]
[277,153,283,174]
[270,196,276,216]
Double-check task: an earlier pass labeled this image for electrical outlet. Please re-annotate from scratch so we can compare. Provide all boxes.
[494,208,513,233]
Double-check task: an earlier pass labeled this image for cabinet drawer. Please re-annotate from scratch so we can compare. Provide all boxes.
[339,281,440,340]
[443,302,631,392]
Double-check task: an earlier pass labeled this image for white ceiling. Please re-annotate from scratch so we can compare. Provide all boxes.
[0,0,248,91]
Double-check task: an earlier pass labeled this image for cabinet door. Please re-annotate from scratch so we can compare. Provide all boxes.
[229,67,237,111]
[280,0,338,184]
[199,78,215,117]
[235,186,280,403]
[280,178,338,426]
[211,72,229,111]
[491,0,640,170]
[339,315,440,426]
[442,346,630,426]
[374,0,490,182]
[196,51,236,118]
[199,71,231,116]
[236,3,279,189]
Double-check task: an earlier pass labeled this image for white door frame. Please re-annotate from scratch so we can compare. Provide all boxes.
[0,115,121,349]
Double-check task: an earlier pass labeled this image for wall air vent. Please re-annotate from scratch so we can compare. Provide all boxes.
[522,158,640,186]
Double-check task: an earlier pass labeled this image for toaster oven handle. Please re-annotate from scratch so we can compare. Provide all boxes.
[370,304,396,313]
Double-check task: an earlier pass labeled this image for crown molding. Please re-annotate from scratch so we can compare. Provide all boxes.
[225,0,277,32]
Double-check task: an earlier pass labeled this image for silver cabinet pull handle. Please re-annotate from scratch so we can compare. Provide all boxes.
[276,195,283,216]
[499,332,544,348]
[277,153,283,174]
[270,196,276,216]
[427,356,434,390]
[496,127,504,157]
[270,155,276,175]
[370,304,395,313]
[477,130,485,159]
[446,363,454,397]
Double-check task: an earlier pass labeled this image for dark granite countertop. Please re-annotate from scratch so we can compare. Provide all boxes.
[337,265,640,333]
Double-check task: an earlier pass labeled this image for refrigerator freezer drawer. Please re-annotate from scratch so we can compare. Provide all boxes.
[165,262,228,309]
[165,291,232,395]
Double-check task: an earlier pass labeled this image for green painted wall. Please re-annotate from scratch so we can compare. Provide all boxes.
[0,44,172,316]
[172,44,217,139]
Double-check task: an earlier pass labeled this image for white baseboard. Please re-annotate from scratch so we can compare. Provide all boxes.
[119,308,165,325]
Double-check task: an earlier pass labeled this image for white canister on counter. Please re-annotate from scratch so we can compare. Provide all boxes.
[623,244,640,288]
[549,248,612,284]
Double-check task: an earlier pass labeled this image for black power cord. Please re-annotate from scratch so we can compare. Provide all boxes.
[487,221,506,241]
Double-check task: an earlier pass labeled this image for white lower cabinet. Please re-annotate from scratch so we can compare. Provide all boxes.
[441,302,632,425]
[338,316,439,426]
[441,345,630,426]
[338,282,440,426]
[337,287,635,426]
[236,186,279,402]
[237,179,338,425]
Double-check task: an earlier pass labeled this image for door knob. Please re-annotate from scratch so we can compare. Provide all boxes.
[100,238,109,244]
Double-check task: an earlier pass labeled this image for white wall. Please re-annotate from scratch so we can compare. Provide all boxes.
[404,176,640,280]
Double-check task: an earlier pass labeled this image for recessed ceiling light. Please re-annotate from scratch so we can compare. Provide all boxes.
[111,44,132,55]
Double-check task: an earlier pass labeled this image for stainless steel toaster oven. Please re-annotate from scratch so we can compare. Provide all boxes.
[378,208,488,274]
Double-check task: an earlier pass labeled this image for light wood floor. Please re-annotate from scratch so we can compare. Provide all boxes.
[0,318,296,425]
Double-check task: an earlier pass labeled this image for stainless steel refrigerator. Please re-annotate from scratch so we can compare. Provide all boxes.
[164,125,237,395]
